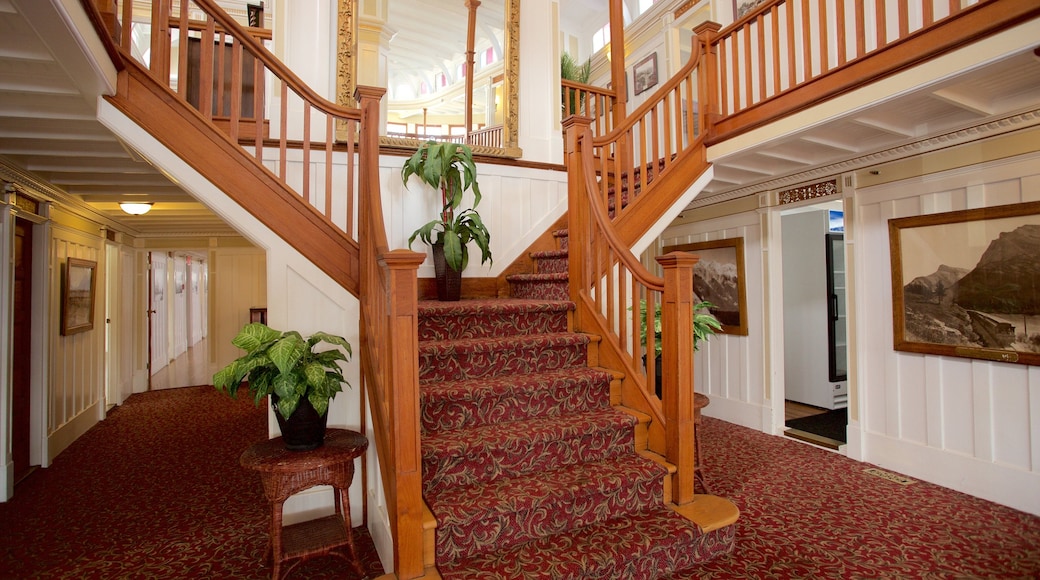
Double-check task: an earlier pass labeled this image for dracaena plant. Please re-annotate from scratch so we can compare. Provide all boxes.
[213,323,352,419]
[403,140,492,272]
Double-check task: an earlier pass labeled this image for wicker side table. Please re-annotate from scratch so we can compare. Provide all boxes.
[240,428,369,579]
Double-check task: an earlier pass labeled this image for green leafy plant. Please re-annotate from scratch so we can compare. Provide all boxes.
[213,323,352,419]
[403,140,492,272]
[561,52,592,114]
[638,299,723,358]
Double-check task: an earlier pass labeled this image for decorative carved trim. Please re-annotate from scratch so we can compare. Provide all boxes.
[778,179,838,205]
[688,109,1040,210]
[336,0,356,110]
[673,0,698,19]
[378,136,521,159]
[503,0,519,150]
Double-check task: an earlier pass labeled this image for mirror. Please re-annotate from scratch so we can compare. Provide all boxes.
[337,0,519,155]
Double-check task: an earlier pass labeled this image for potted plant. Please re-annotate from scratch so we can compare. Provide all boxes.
[403,140,492,301]
[638,299,723,396]
[213,322,352,451]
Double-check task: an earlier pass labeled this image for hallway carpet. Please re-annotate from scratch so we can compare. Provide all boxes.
[0,386,382,579]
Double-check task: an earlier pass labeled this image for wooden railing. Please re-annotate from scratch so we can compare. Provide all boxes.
[113,0,362,245]
[586,25,712,230]
[356,85,427,580]
[707,0,1038,140]
[565,115,700,505]
[562,79,618,138]
[93,1,429,576]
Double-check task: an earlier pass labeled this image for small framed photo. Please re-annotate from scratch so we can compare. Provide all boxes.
[633,53,658,96]
[62,258,97,336]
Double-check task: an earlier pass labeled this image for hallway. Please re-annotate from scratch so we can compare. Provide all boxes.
[149,338,212,390]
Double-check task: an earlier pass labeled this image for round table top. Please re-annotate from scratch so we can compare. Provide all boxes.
[240,428,369,473]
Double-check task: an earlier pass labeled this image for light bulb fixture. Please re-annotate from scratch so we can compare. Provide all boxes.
[119,202,153,215]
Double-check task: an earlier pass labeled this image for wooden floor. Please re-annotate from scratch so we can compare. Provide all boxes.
[785,400,829,421]
[150,338,213,390]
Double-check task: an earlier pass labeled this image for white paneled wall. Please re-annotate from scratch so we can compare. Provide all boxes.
[49,225,104,461]
[855,153,1040,515]
[658,211,769,431]
[382,156,569,279]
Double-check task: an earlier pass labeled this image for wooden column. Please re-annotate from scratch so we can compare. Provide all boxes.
[608,0,627,125]
[563,115,593,326]
[464,0,481,137]
[657,251,698,506]
[694,22,721,139]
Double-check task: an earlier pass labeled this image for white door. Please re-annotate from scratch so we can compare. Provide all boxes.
[149,252,169,378]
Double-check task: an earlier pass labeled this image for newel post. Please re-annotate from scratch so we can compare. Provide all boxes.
[563,115,594,328]
[694,21,721,139]
[657,251,699,505]
[379,250,425,579]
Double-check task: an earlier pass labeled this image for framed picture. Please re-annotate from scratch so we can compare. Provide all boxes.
[61,258,97,336]
[632,53,658,96]
[662,237,748,335]
[889,201,1040,365]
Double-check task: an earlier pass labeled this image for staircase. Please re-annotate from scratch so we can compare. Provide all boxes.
[417,230,738,578]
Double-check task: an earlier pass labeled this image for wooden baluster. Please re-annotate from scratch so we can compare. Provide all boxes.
[801,0,812,81]
[200,18,215,118]
[177,0,189,96]
[835,0,847,67]
[771,5,781,94]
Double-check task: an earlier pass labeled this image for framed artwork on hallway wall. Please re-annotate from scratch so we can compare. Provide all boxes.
[889,201,1040,366]
[662,237,748,336]
[633,53,658,96]
[61,258,97,336]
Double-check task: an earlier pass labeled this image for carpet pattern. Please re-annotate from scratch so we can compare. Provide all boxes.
[418,297,734,577]
[0,386,383,579]
[676,416,1040,579]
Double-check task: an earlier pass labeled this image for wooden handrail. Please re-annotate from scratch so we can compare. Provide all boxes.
[358,84,426,579]
[565,115,699,505]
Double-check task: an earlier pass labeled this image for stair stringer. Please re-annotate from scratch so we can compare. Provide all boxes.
[103,57,360,295]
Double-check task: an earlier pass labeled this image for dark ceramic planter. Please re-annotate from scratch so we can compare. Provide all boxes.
[432,242,462,301]
[272,395,329,451]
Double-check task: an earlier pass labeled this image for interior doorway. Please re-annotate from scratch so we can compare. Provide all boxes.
[779,201,849,449]
[148,251,211,390]
[12,218,33,484]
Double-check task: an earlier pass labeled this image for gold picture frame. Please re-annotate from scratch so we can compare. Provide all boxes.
[662,237,748,335]
[889,201,1040,365]
[61,258,97,336]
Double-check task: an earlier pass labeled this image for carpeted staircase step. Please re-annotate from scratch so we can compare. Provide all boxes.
[421,409,637,492]
[418,332,590,382]
[529,249,569,274]
[437,506,731,579]
[417,299,572,341]
[427,453,669,564]
[505,272,570,300]
[420,367,613,434]
[554,228,569,250]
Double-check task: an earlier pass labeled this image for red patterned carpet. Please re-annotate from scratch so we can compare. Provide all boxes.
[1,384,1038,578]
[684,416,1040,579]
[0,386,383,579]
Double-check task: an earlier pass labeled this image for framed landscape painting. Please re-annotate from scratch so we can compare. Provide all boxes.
[61,258,97,336]
[889,201,1040,365]
[662,237,748,335]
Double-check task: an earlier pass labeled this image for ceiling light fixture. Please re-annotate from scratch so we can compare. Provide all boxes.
[119,202,153,215]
